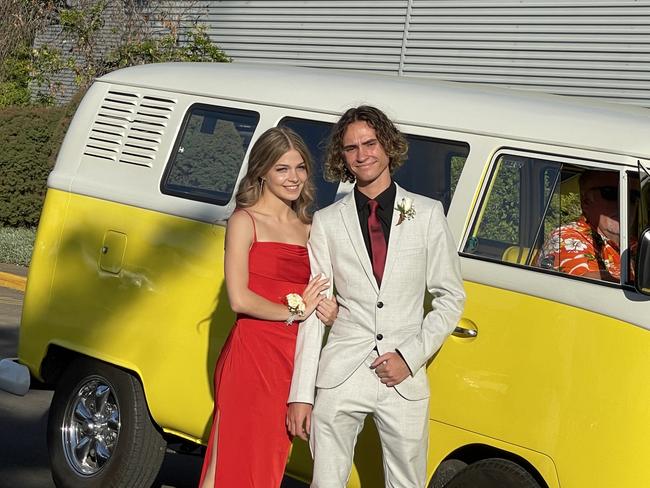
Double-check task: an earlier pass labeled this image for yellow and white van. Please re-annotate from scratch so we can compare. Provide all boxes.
[16,63,650,488]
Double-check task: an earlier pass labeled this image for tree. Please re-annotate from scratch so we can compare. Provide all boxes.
[2,0,230,103]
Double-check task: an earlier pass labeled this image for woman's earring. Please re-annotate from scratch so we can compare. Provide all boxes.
[259,178,265,191]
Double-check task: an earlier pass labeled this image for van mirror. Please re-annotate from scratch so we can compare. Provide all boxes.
[636,228,650,295]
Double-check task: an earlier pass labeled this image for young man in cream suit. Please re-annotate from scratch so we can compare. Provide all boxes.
[287,106,465,488]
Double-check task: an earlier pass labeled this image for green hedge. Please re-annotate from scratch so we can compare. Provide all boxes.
[0,98,78,227]
[0,226,35,266]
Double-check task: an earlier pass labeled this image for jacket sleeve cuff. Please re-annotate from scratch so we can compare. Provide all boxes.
[394,348,413,376]
[394,337,426,375]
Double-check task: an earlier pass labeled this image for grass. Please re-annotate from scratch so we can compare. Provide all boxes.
[0,226,35,266]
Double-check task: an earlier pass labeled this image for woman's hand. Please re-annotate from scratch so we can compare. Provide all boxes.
[316,297,338,326]
[300,275,329,319]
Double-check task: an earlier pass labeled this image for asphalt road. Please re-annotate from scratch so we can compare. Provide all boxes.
[0,283,307,488]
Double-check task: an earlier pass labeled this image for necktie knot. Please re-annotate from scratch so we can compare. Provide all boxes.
[368,199,379,213]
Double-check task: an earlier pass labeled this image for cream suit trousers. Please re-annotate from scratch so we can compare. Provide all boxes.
[310,350,429,488]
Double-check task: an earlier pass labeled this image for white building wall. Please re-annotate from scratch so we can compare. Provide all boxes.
[33,0,650,107]
[404,1,650,105]
[202,0,650,107]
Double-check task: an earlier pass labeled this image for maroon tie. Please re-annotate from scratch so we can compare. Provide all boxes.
[368,200,387,286]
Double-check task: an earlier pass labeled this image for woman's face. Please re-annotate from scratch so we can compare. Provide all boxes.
[262,148,308,202]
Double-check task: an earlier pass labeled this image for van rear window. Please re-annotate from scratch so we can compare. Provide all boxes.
[162,104,259,205]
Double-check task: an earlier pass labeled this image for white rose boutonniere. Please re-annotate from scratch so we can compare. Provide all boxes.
[395,197,415,225]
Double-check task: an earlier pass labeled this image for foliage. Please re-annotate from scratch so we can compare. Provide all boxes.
[0,46,33,107]
[0,97,79,227]
[2,1,231,105]
[450,155,466,197]
[544,182,582,237]
[0,1,61,106]
[477,158,521,244]
[108,25,230,69]
[167,117,245,197]
[0,227,36,266]
[58,0,108,87]
[0,0,58,65]
[475,156,585,247]
[30,0,231,100]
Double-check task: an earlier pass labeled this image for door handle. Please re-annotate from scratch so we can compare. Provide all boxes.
[453,326,478,338]
[453,318,478,338]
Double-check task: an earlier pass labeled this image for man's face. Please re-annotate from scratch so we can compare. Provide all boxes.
[582,172,620,243]
[341,121,391,189]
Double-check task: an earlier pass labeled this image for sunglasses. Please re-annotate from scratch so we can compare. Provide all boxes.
[589,186,641,203]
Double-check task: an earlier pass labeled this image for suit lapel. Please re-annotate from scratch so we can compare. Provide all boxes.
[380,184,406,292]
[339,192,380,294]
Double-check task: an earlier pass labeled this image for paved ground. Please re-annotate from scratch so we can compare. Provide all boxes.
[0,277,307,488]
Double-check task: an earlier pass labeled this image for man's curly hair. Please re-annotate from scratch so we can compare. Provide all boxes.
[324,105,408,183]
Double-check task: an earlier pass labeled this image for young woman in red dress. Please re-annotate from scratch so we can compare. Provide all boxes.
[199,127,337,488]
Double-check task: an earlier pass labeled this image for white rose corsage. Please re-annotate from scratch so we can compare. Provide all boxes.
[395,197,415,225]
[285,293,305,325]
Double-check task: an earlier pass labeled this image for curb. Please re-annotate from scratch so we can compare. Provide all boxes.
[0,272,27,292]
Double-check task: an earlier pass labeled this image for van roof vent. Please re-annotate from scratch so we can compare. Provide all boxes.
[83,90,176,168]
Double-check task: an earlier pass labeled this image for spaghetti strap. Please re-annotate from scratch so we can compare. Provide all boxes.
[236,208,258,242]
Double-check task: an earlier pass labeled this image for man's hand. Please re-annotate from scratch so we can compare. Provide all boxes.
[286,402,313,441]
[316,297,338,326]
[370,352,410,387]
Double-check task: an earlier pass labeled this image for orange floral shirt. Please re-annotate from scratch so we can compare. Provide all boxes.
[538,215,621,280]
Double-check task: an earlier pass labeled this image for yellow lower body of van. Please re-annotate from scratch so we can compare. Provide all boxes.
[19,188,650,488]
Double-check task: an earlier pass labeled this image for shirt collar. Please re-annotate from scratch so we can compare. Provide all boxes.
[577,215,619,251]
[354,182,396,212]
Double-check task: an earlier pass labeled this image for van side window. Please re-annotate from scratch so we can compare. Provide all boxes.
[393,135,469,214]
[280,117,469,212]
[162,105,259,205]
[279,118,339,209]
[464,154,630,285]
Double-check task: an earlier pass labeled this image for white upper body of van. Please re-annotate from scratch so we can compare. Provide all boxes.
[49,62,650,226]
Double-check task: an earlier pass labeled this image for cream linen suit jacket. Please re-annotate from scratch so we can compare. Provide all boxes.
[288,184,465,404]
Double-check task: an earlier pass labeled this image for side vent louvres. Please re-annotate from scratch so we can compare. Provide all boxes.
[83,90,176,168]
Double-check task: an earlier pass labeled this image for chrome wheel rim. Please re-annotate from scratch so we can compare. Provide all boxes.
[61,375,120,476]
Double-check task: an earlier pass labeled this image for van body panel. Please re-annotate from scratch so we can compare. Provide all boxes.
[19,189,71,379]
[429,281,650,486]
[426,419,560,488]
[20,190,231,438]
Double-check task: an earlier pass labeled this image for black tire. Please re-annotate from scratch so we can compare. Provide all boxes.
[47,357,166,488]
[429,459,468,488]
[445,458,542,488]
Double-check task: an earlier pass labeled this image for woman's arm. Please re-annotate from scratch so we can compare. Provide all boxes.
[224,211,327,321]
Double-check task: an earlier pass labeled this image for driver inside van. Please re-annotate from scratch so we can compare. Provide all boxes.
[538,170,635,282]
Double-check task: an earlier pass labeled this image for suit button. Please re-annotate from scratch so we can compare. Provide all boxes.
[377,301,384,308]
[377,334,383,340]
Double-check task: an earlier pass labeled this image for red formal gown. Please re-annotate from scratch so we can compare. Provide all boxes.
[200,213,310,488]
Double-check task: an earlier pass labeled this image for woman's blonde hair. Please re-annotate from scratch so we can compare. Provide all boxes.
[236,127,315,223]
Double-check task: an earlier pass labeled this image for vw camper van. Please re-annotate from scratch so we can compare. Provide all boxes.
[17,63,650,487]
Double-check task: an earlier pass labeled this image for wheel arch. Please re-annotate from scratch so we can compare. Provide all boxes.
[41,343,144,387]
[433,444,550,488]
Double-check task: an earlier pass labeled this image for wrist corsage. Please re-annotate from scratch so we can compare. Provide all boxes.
[285,293,306,325]
[395,197,415,225]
